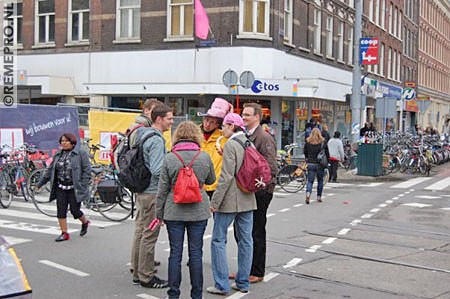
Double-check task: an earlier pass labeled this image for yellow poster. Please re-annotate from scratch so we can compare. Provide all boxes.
[88,111,172,164]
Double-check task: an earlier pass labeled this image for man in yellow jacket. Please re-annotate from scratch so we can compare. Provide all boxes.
[198,98,233,199]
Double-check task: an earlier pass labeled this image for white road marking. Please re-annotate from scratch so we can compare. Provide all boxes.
[391,177,432,189]
[39,260,90,277]
[378,204,388,208]
[386,200,393,204]
[398,194,405,197]
[306,245,321,253]
[0,219,77,235]
[278,208,290,213]
[402,203,432,208]
[283,258,303,268]
[425,177,450,191]
[415,195,442,199]
[293,203,303,207]
[359,183,384,187]
[338,228,351,235]
[409,189,415,192]
[137,294,161,299]
[203,234,212,240]
[0,209,117,227]
[3,236,32,246]
[322,237,337,244]
[228,227,234,231]
[361,213,373,219]
[273,192,287,197]
[350,219,361,226]
[404,191,411,194]
[267,213,275,218]
[441,208,450,211]
[442,195,450,197]
[392,197,400,200]
[225,292,249,299]
[370,208,380,213]
[326,193,335,196]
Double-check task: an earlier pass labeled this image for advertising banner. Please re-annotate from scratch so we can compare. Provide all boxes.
[88,111,172,163]
[0,104,79,155]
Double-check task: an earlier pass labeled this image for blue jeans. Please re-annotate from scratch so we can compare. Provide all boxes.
[165,220,207,299]
[306,164,324,197]
[211,211,253,292]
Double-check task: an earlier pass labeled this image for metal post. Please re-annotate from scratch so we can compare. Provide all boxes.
[399,98,404,132]
[351,0,363,143]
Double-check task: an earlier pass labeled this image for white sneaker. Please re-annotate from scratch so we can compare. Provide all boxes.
[206,286,228,295]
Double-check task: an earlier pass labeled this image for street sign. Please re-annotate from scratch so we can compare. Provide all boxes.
[416,97,431,112]
[222,70,238,87]
[239,71,255,89]
[375,97,397,118]
[360,37,379,65]
[402,87,416,101]
[405,81,416,88]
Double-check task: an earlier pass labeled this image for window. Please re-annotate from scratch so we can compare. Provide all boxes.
[168,0,193,38]
[68,0,89,43]
[326,16,333,57]
[240,0,270,36]
[380,43,384,76]
[368,0,373,21]
[388,2,393,34]
[397,52,401,81]
[387,47,392,79]
[347,26,353,64]
[375,0,380,25]
[337,21,344,61]
[313,9,321,53]
[35,0,55,44]
[393,7,397,37]
[392,50,397,79]
[11,2,23,46]
[116,0,140,40]
[381,0,385,29]
[398,11,402,39]
[283,0,293,43]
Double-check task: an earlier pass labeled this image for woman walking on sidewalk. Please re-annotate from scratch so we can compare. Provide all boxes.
[327,131,345,183]
[303,128,329,204]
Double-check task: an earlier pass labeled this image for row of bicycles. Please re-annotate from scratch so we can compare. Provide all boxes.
[0,141,134,222]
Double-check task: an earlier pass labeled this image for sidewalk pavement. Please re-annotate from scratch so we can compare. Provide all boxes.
[336,162,446,183]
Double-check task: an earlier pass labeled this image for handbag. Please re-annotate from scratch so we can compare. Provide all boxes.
[317,143,329,168]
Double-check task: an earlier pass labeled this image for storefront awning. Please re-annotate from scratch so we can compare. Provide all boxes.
[21,75,75,96]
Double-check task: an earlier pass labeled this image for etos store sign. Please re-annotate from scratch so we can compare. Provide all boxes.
[238,79,298,97]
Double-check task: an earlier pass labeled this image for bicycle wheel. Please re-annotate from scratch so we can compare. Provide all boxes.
[0,171,13,208]
[278,165,306,193]
[28,169,56,217]
[96,185,132,222]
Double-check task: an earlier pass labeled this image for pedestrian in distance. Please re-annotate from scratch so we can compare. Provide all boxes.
[321,124,331,143]
[207,113,257,295]
[36,133,91,242]
[304,128,330,204]
[130,104,173,289]
[197,97,232,199]
[327,131,345,183]
[155,121,216,299]
[240,102,277,284]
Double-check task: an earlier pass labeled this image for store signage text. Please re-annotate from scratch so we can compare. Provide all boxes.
[251,80,280,93]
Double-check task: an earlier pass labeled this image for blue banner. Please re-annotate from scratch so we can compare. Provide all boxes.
[378,82,402,99]
[0,104,79,155]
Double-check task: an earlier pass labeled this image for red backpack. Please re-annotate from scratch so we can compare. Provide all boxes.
[233,138,272,193]
[172,150,203,204]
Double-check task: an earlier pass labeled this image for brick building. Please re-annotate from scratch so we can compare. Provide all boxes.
[418,0,450,133]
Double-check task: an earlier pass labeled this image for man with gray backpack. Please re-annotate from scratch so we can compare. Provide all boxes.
[128,103,174,289]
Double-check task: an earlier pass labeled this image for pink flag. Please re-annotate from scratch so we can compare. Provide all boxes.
[195,0,209,40]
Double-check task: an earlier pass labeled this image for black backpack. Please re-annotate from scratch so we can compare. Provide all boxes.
[116,129,160,193]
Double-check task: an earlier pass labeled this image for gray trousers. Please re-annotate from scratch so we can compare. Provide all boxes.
[130,193,160,283]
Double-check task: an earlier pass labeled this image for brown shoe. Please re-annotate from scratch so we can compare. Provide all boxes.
[317,197,322,202]
[228,273,236,280]
[305,192,311,204]
[249,275,264,283]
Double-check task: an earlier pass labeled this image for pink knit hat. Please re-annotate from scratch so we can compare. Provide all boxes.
[198,98,233,119]
[223,113,245,130]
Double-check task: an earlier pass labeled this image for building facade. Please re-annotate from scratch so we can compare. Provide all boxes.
[418,0,450,133]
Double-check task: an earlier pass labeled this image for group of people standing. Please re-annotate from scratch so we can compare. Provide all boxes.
[129,98,277,298]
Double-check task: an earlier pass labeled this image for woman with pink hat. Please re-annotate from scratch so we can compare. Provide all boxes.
[198,98,233,200]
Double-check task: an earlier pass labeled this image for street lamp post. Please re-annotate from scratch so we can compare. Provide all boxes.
[351,0,363,143]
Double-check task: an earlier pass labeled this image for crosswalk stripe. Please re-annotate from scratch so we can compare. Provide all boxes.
[3,236,32,245]
[402,203,432,208]
[424,177,450,191]
[0,209,118,227]
[415,195,442,199]
[390,177,432,189]
[0,219,77,235]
